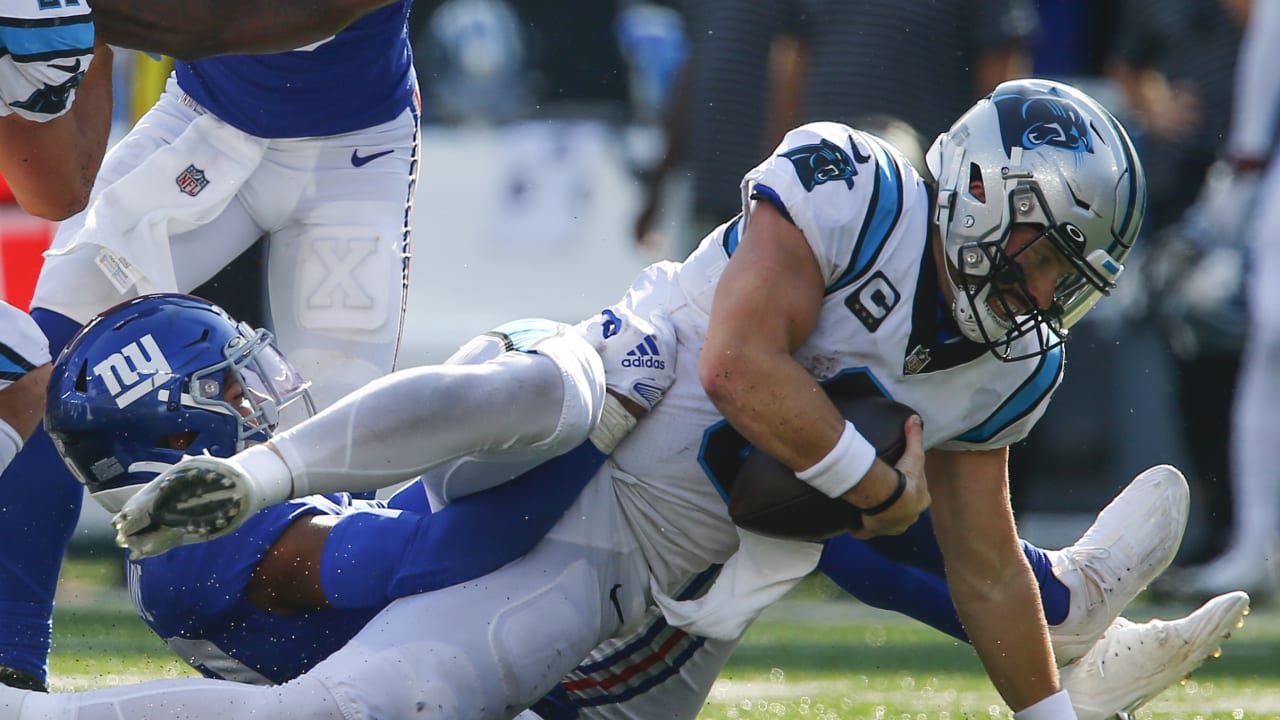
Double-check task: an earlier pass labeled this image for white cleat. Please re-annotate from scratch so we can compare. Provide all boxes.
[575,305,677,414]
[1061,590,1250,720]
[1048,464,1190,664]
[112,454,273,559]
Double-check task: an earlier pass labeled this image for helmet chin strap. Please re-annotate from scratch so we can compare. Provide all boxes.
[951,282,1013,346]
[926,133,966,233]
[92,461,175,513]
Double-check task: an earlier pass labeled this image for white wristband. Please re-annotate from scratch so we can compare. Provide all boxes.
[236,443,296,509]
[794,420,876,498]
[589,393,638,454]
[1013,690,1076,720]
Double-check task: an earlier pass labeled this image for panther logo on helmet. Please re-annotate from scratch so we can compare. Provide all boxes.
[993,86,1093,157]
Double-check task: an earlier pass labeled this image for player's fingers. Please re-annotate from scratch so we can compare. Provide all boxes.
[895,415,925,476]
[901,414,923,454]
[852,479,929,538]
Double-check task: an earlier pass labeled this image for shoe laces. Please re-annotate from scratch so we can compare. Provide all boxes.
[1067,545,1120,616]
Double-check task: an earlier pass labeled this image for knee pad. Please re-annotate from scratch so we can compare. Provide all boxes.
[267,216,406,407]
[269,211,406,338]
[495,320,605,456]
[471,319,606,457]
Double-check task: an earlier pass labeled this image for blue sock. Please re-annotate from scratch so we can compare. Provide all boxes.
[321,441,607,609]
[822,522,1072,641]
[864,510,946,574]
[0,310,83,682]
[820,534,967,641]
[1025,541,1069,626]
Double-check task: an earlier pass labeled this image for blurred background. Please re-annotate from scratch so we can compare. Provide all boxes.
[1,0,1259,577]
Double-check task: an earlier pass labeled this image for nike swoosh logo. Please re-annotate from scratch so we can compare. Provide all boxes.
[49,59,82,75]
[609,583,625,624]
[351,149,393,167]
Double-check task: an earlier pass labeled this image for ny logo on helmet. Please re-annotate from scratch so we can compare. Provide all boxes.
[92,334,173,408]
[993,85,1093,157]
[781,137,867,192]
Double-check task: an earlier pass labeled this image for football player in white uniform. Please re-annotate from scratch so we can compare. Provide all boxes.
[41,297,1239,720]
[0,79,1242,720]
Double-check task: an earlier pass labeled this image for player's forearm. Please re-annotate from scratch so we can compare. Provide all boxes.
[65,43,113,204]
[254,361,569,501]
[94,0,396,60]
[0,44,111,220]
[701,339,842,468]
[702,199,837,472]
[928,449,1061,712]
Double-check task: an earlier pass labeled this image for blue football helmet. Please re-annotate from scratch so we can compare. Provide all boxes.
[46,294,314,513]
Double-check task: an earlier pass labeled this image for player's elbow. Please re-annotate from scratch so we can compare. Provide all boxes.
[699,346,747,414]
[16,164,92,220]
[16,186,88,221]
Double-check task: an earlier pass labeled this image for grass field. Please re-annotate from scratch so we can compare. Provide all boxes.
[47,552,1280,718]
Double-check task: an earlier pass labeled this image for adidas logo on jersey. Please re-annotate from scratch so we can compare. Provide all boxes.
[621,337,665,370]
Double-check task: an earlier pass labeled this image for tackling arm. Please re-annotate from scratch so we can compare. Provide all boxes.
[700,200,927,534]
[0,42,112,221]
[93,0,398,61]
[925,445,1062,712]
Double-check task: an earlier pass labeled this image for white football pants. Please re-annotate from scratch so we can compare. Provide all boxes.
[32,77,419,409]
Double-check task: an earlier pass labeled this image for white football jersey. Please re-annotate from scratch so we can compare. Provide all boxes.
[608,122,1065,596]
[0,0,93,121]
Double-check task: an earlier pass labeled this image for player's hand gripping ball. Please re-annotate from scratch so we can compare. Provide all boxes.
[728,395,916,542]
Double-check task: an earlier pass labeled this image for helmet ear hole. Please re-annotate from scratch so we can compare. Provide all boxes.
[160,431,199,451]
[74,360,90,392]
[968,163,986,203]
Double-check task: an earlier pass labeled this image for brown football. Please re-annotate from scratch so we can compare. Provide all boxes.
[728,395,916,541]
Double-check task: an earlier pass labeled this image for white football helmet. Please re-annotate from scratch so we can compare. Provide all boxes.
[926,78,1147,360]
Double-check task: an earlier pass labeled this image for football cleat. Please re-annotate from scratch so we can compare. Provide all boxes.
[112,454,277,559]
[1048,464,1190,665]
[575,305,677,414]
[1061,590,1250,720]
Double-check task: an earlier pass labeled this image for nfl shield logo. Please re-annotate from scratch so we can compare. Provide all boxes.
[176,164,209,196]
[903,345,931,375]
